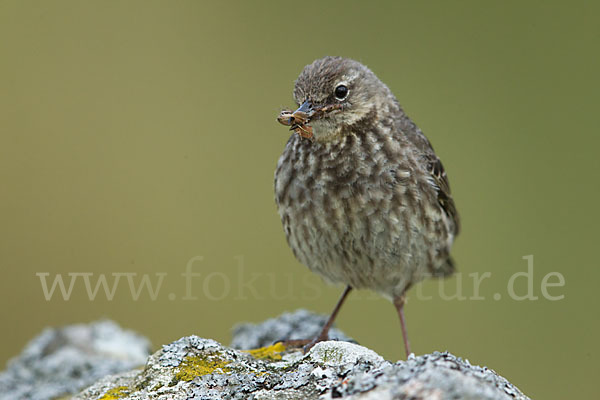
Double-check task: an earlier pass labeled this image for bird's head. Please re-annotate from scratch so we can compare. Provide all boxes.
[278,57,396,142]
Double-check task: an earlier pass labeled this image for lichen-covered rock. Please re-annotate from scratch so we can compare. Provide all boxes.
[71,336,529,400]
[0,320,151,400]
[230,309,354,350]
[0,313,530,400]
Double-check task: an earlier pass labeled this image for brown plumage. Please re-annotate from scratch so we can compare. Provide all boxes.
[274,57,459,356]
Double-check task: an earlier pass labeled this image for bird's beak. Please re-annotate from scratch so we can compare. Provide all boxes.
[293,100,313,116]
[290,100,314,123]
[278,97,344,128]
[276,99,320,131]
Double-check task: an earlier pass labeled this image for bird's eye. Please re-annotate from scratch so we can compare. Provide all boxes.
[334,84,349,100]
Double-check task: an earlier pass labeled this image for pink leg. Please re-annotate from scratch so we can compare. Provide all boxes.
[314,286,352,341]
[394,294,412,357]
[278,286,353,352]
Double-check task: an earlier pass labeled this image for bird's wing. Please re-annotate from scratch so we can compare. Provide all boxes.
[425,154,460,236]
[398,116,460,236]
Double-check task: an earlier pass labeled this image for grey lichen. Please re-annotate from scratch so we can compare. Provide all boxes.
[71,335,529,400]
[0,311,531,400]
[0,320,151,400]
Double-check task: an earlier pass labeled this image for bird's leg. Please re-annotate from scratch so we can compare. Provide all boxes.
[277,286,352,352]
[305,285,353,350]
[393,294,412,357]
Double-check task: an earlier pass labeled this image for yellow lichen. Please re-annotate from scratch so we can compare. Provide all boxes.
[97,385,130,400]
[243,342,286,361]
[174,353,232,382]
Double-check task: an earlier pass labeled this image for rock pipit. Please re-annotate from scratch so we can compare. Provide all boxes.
[275,57,459,356]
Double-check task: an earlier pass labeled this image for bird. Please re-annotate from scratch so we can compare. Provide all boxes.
[274,56,459,357]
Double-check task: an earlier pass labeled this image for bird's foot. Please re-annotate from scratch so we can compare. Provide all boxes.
[275,332,329,354]
[302,332,330,353]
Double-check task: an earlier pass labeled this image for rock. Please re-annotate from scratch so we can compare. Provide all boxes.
[0,320,151,400]
[71,335,529,400]
[230,309,354,350]
[1,312,531,400]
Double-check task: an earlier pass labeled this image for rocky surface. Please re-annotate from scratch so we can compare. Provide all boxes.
[0,320,151,400]
[0,311,530,400]
[71,336,528,400]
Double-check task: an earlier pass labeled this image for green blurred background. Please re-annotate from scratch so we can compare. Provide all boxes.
[1,1,598,398]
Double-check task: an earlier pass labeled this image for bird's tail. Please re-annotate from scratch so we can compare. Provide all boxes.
[431,257,456,278]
